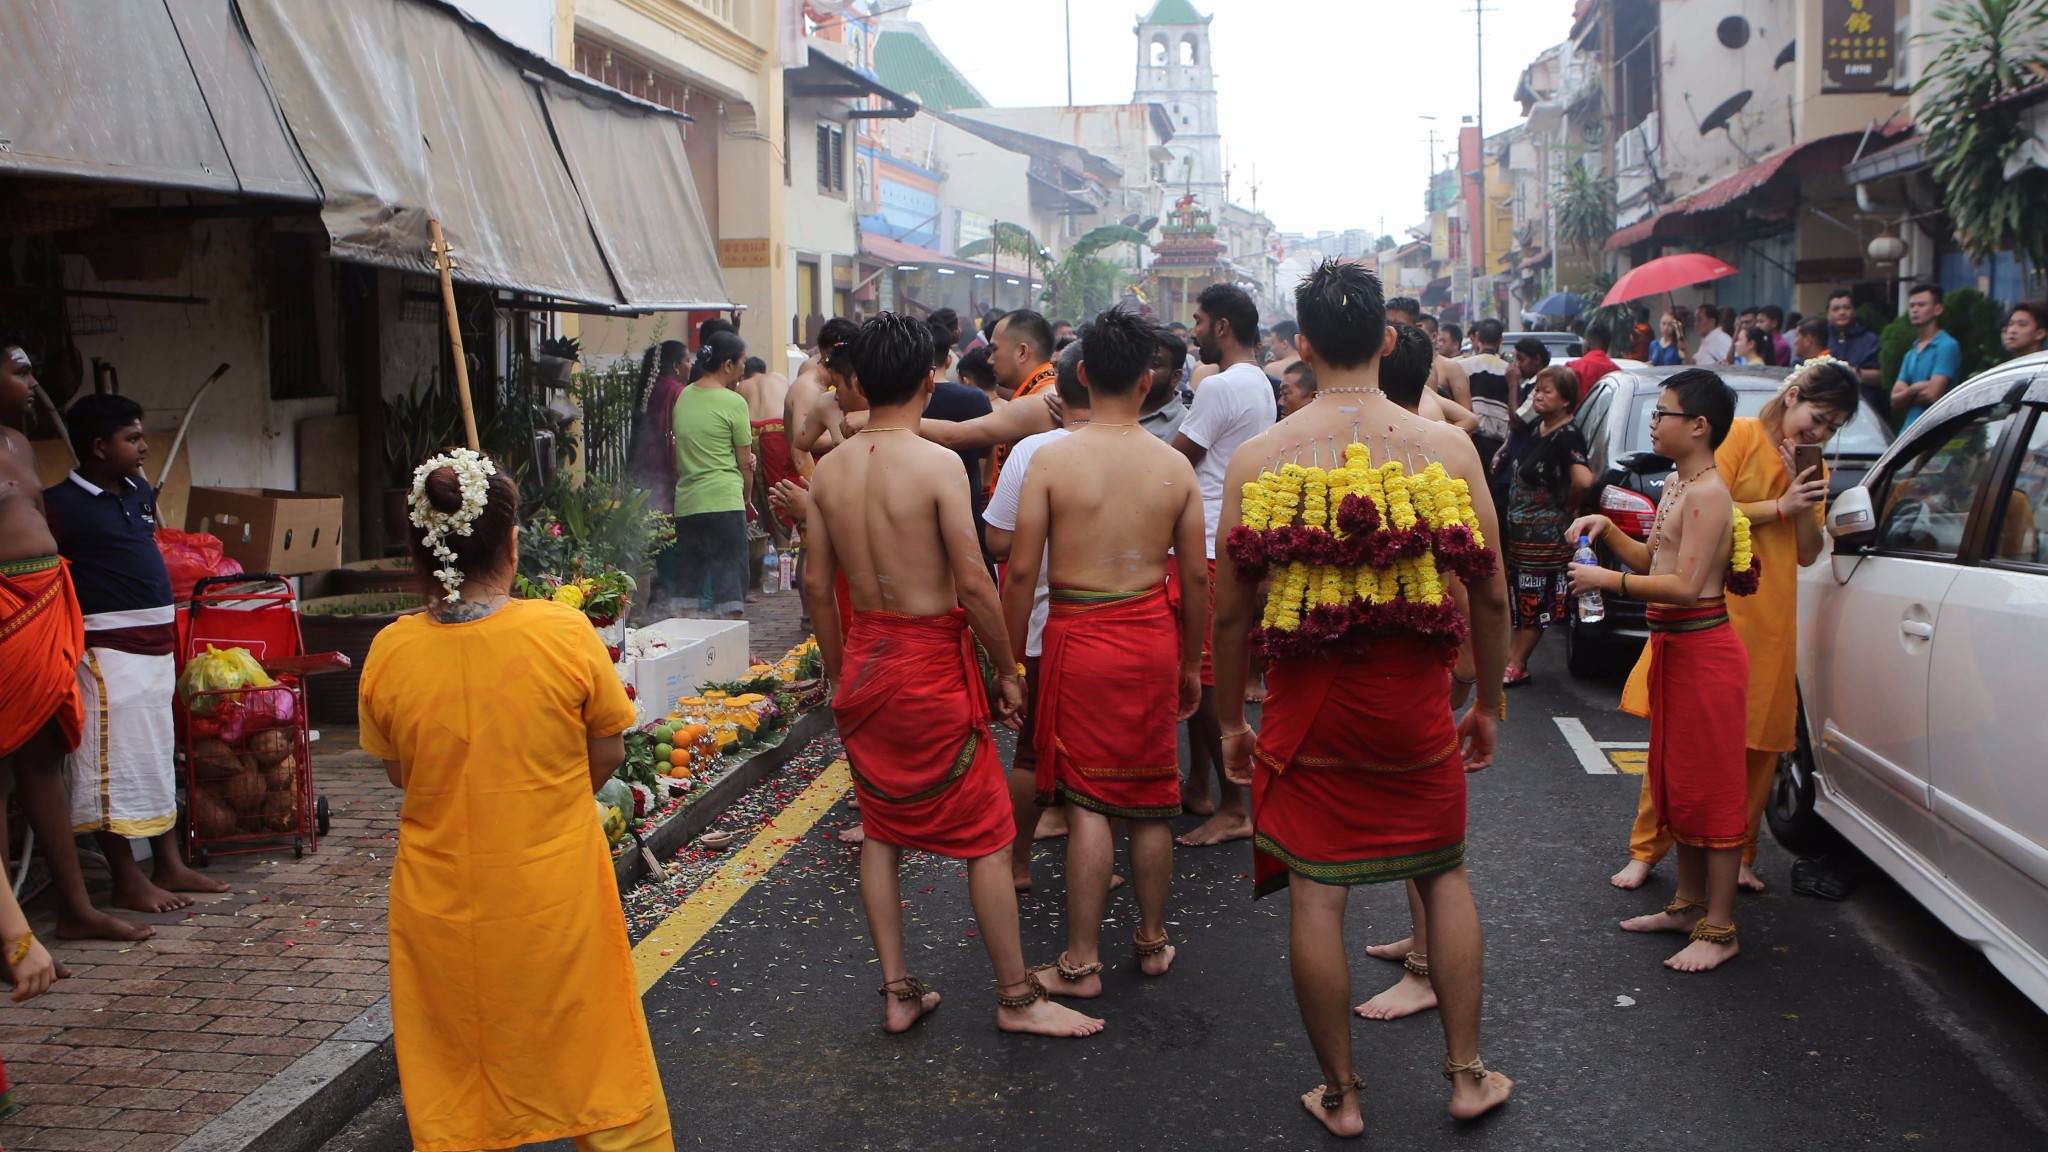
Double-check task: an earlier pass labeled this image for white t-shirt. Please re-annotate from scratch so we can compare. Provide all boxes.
[982,427,1070,657]
[1694,328,1732,365]
[1176,360,1276,558]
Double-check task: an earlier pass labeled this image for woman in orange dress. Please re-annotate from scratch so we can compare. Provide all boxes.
[359,449,671,1152]
[1612,360,1860,893]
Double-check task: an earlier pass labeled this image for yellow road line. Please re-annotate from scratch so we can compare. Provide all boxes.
[631,759,851,993]
[1607,749,1649,776]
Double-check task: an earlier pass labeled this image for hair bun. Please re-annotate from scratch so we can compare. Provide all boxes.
[423,465,464,514]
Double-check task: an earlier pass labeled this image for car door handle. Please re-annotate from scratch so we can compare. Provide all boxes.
[1900,620,1935,640]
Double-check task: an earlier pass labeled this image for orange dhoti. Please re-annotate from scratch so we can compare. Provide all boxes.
[1644,601,1750,849]
[833,610,1013,859]
[1033,586,1181,819]
[0,557,85,759]
[1251,636,1466,898]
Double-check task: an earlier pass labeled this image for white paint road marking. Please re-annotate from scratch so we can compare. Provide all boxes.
[1553,716,1648,775]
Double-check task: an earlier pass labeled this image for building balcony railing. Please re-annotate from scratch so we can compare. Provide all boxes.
[684,0,736,25]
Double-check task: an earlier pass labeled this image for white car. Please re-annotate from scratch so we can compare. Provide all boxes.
[1781,351,2048,1009]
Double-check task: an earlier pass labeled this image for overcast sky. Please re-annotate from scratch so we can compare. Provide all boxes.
[903,0,1572,240]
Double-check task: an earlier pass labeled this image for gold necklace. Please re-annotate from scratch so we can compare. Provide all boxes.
[1652,465,1719,550]
[859,425,914,434]
[1316,386,1384,397]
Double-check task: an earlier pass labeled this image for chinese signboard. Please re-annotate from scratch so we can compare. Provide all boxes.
[718,238,771,269]
[1821,0,1896,93]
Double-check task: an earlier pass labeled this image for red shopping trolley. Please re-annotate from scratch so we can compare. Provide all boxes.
[176,574,347,865]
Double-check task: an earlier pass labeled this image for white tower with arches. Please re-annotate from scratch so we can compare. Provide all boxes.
[1133,0,1224,212]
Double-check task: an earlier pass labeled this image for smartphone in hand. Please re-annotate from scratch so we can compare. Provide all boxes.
[1794,443,1824,479]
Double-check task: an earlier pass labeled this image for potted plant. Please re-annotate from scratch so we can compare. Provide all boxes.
[299,592,427,723]
[382,377,461,551]
[516,568,635,660]
[535,335,581,390]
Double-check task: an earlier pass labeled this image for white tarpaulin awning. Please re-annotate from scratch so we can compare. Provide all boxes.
[0,0,316,201]
[236,0,732,311]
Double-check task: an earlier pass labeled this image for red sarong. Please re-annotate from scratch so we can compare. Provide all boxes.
[1251,636,1465,898]
[754,420,797,528]
[1033,586,1181,819]
[0,557,85,758]
[833,610,1013,859]
[1646,601,1749,848]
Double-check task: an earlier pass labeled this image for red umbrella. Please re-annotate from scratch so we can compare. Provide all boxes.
[1600,253,1738,306]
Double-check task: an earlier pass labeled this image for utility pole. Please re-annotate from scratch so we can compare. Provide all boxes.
[1469,3,1495,321]
[1064,0,1075,106]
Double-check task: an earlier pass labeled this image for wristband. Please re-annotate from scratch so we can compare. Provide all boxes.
[1619,573,1627,598]
[1776,502,1786,524]
[7,929,34,967]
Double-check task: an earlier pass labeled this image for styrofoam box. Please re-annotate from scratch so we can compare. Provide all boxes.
[628,636,705,723]
[638,618,751,694]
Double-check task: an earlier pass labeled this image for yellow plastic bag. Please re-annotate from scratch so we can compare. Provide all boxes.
[178,645,275,715]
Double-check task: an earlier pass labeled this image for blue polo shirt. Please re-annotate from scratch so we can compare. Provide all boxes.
[43,471,174,620]
[1897,329,1963,432]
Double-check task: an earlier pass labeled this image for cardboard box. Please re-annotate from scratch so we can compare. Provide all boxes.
[638,619,750,688]
[185,488,343,576]
[627,636,706,723]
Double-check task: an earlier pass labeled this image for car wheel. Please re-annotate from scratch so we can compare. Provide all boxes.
[1766,696,1843,854]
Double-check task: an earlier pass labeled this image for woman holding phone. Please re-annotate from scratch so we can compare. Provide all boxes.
[1610,359,1860,893]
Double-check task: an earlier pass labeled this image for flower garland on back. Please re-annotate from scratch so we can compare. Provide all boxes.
[1225,443,1498,661]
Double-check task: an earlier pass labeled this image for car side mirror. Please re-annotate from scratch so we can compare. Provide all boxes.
[1827,485,1876,545]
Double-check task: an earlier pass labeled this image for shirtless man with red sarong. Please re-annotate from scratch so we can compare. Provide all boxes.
[1570,369,1749,973]
[1214,263,1513,1136]
[1000,308,1206,999]
[801,312,1103,1039]
[0,332,154,952]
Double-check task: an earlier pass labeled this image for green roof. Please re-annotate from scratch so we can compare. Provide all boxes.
[1142,0,1208,25]
[872,27,985,112]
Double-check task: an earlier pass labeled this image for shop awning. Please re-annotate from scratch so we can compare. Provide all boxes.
[237,0,731,311]
[0,0,316,201]
[785,48,920,120]
[1608,122,1911,252]
[861,232,1035,279]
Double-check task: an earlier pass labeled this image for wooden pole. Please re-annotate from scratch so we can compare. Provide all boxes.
[429,217,480,451]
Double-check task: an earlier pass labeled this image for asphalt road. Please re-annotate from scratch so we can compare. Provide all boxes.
[322,640,2048,1151]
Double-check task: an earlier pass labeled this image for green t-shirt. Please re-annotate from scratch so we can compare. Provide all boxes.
[671,385,753,518]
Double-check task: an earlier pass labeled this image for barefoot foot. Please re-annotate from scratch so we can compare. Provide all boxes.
[1447,1067,1514,1121]
[1299,1081,1365,1139]
[1109,873,1126,893]
[836,823,866,845]
[54,907,154,942]
[1175,810,1252,847]
[1354,971,1437,1020]
[1136,942,1175,978]
[997,996,1105,1038]
[1363,936,1413,963]
[882,987,941,1033]
[1032,811,1069,840]
[152,860,229,896]
[1738,863,1767,892]
[1179,792,1217,817]
[1619,907,1703,935]
[1610,860,1654,890]
[1665,937,1740,972]
[110,878,194,915]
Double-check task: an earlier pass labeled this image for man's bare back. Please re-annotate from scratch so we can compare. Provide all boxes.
[1024,426,1203,592]
[1430,355,1472,406]
[809,428,977,617]
[740,371,790,425]
[1246,391,1493,508]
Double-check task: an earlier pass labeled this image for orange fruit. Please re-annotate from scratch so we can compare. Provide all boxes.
[669,746,691,768]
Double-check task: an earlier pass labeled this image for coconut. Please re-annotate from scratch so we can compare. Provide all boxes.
[261,754,297,794]
[261,790,298,833]
[219,753,267,815]
[248,728,293,768]
[193,788,240,839]
[192,738,241,784]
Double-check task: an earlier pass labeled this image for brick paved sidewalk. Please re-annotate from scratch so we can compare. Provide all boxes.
[0,740,399,1151]
[0,591,809,1151]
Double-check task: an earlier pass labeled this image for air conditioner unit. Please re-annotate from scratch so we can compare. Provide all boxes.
[856,200,881,216]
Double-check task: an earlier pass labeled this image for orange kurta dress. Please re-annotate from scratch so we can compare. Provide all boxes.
[359,598,664,1152]
[1622,417,1820,752]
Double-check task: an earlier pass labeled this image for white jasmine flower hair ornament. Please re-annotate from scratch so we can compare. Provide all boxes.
[1779,354,1852,398]
[408,448,497,602]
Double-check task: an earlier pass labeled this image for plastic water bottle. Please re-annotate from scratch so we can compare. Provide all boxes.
[760,544,780,595]
[778,547,797,593]
[1574,535,1605,622]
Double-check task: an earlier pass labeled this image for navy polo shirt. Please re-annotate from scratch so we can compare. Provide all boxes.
[44,471,174,618]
